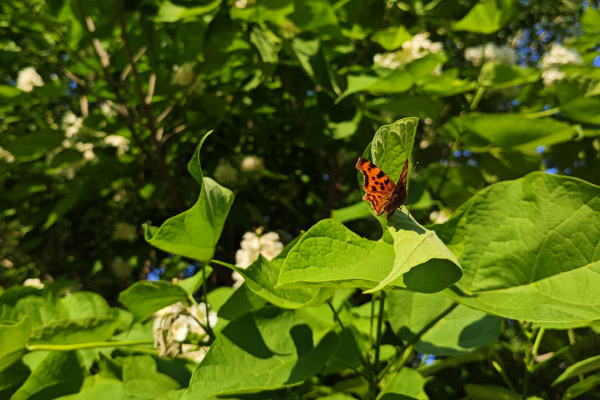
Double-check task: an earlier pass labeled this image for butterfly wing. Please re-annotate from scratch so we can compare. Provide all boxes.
[356,157,395,216]
[383,159,409,219]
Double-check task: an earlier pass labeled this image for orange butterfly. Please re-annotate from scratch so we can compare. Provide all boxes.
[356,157,409,219]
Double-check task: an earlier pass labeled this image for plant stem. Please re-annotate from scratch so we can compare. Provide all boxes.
[470,87,485,110]
[373,291,386,374]
[27,340,153,352]
[532,332,600,372]
[526,107,561,119]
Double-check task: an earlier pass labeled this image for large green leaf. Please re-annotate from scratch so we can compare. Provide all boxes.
[214,237,333,309]
[336,71,413,104]
[434,173,600,324]
[553,354,600,386]
[373,26,412,51]
[378,367,426,400]
[4,130,63,162]
[119,281,189,321]
[0,317,32,373]
[388,291,500,355]
[11,351,84,400]
[452,0,514,34]
[57,377,124,400]
[155,0,221,22]
[181,307,339,399]
[478,62,540,89]
[122,355,181,399]
[28,316,120,346]
[365,213,462,294]
[145,132,234,262]
[451,113,578,151]
[561,97,600,125]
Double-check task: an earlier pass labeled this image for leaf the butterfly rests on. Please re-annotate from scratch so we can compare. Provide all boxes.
[356,157,409,219]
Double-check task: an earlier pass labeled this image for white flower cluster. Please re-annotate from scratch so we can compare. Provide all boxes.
[100,101,118,118]
[539,43,583,86]
[233,230,283,288]
[234,0,255,8]
[16,67,44,92]
[171,63,205,94]
[464,43,517,66]
[241,155,262,172]
[0,146,15,163]
[153,302,217,363]
[23,278,44,289]
[61,111,97,161]
[104,135,129,155]
[374,33,443,69]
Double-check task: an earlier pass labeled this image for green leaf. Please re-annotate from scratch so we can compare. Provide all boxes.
[418,69,476,96]
[215,240,333,309]
[56,377,124,400]
[452,0,514,34]
[378,367,426,400]
[288,38,339,97]
[181,307,339,399]
[28,316,120,346]
[365,213,462,294]
[42,182,86,230]
[371,117,418,185]
[145,132,234,262]
[0,317,32,373]
[230,0,294,23]
[451,113,578,151]
[0,85,22,101]
[277,219,395,290]
[178,266,214,295]
[478,62,540,89]
[388,291,500,355]
[336,71,413,104]
[434,173,600,324]
[561,97,600,125]
[155,0,221,22]
[562,373,600,400]
[4,130,63,162]
[553,354,600,386]
[11,351,84,400]
[119,281,189,321]
[463,384,520,400]
[331,201,372,223]
[373,26,412,51]
[122,355,181,399]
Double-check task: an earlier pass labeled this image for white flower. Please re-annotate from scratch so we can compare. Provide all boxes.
[234,0,255,8]
[103,135,129,155]
[171,63,205,94]
[241,155,262,172]
[374,32,443,69]
[23,278,44,289]
[464,43,517,66]
[0,146,15,163]
[62,111,83,138]
[429,210,449,224]
[541,67,565,86]
[540,43,583,69]
[233,230,283,288]
[153,301,216,362]
[112,222,137,241]
[538,44,582,86]
[100,101,118,117]
[214,163,238,185]
[16,67,44,92]
[75,142,96,160]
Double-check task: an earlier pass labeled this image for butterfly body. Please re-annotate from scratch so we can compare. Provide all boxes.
[356,157,409,219]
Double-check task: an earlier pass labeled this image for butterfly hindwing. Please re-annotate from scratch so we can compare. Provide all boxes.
[356,157,395,216]
[356,157,409,219]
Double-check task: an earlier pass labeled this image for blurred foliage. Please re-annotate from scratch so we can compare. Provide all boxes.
[1,0,600,398]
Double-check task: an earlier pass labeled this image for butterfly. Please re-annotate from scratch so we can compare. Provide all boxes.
[356,157,409,219]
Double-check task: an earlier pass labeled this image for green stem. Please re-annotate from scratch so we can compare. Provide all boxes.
[532,327,545,360]
[532,332,600,373]
[526,107,561,119]
[373,291,386,374]
[470,86,485,110]
[27,340,153,352]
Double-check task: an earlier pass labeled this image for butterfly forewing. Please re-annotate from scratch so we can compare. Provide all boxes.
[356,157,409,219]
[356,157,395,216]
